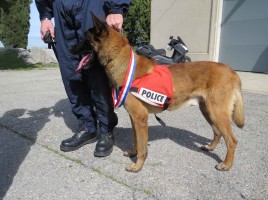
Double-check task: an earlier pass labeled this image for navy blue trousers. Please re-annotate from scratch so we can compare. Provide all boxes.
[53,0,118,133]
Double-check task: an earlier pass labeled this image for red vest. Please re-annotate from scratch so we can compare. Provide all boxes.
[130,66,173,109]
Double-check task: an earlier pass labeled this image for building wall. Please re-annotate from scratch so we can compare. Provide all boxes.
[151,0,268,72]
[151,0,222,61]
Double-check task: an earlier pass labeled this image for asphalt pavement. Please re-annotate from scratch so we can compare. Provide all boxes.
[0,68,267,200]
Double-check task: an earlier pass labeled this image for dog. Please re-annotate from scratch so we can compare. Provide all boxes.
[71,13,245,172]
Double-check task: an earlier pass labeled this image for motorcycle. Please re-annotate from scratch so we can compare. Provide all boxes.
[136,36,191,65]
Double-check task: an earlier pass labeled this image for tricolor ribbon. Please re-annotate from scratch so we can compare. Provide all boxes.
[112,49,136,108]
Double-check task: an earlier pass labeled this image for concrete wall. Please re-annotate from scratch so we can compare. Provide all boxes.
[151,0,222,61]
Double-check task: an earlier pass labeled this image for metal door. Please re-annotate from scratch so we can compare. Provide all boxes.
[219,0,268,72]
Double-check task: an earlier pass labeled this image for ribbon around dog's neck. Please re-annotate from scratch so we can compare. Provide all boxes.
[112,49,136,108]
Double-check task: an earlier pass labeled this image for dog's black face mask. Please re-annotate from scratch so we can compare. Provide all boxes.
[71,12,109,55]
[71,38,92,55]
[71,12,109,72]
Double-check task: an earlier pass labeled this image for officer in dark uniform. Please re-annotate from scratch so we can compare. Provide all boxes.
[35,0,131,157]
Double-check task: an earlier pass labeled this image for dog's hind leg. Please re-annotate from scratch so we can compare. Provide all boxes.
[215,120,237,171]
[204,100,237,171]
[200,126,221,151]
[199,101,221,151]
[123,116,138,157]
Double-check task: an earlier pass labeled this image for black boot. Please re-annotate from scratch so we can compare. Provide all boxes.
[60,126,97,152]
[94,132,114,157]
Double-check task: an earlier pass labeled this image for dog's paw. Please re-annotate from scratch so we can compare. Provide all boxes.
[215,162,231,171]
[125,163,141,173]
[123,149,137,157]
[200,144,213,151]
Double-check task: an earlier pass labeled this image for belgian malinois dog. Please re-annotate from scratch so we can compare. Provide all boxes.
[71,14,245,172]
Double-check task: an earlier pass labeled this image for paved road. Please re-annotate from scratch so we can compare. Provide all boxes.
[0,69,267,200]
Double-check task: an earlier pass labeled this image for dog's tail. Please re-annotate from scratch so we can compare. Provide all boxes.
[232,76,245,128]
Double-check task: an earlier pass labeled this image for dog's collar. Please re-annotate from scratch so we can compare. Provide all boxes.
[112,49,136,108]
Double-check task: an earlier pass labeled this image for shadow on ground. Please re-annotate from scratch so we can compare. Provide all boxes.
[0,99,73,199]
[114,126,222,164]
[0,98,221,198]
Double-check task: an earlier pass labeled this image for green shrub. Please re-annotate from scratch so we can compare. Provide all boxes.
[124,0,151,47]
[0,0,31,49]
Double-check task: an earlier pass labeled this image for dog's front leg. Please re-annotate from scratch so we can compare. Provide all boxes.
[124,95,149,172]
[123,116,138,157]
[125,113,148,172]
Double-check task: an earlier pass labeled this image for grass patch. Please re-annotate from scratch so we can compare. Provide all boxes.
[0,48,58,70]
[92,167,152,195]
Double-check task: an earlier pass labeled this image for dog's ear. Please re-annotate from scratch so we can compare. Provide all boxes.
[70,39,90,55]
[90,11,108,35]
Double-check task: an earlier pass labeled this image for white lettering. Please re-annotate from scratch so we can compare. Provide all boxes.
[139,88,167,105]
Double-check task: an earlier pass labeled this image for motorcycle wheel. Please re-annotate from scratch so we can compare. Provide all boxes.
[183,55,191,63]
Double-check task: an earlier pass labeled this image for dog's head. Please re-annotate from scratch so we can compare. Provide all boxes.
[71,12,109,55]
[71,12,129,71]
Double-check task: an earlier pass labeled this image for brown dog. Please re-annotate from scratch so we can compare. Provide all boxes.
[71,14,245,172]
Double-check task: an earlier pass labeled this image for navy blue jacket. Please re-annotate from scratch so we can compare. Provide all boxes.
[35,0,131,24]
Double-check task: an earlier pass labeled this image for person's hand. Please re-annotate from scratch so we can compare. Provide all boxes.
[40,19,55,40]
[106,14,123,32]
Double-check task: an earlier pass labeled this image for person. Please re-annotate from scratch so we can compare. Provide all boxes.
[35,0,131,157]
